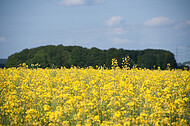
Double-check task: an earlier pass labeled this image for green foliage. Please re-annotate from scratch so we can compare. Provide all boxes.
[5,45,177,69]
[0,59,7,68]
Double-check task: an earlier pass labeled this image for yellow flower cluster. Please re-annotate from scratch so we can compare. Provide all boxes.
[0,65,189,125]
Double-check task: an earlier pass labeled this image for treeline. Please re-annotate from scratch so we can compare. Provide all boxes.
[0,59,7,68]
[5,45,177,69]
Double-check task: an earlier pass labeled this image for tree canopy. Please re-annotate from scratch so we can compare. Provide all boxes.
[5,45,177,69]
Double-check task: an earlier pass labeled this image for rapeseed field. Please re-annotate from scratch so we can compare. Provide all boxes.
[0,61,189,125]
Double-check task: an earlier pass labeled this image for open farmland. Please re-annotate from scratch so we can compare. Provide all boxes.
[0,63,190,125]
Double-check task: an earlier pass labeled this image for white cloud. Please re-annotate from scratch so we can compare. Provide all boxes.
[60,0,85,6]
[106,16,124,26]
[173,20,190,29]
[0,37,5,43]
[59,0,105,6]
[145,16,173,27]
[107,27,125,35]
[111,37,131,45]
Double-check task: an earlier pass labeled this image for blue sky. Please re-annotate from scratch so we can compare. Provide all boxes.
[0,0,190,63]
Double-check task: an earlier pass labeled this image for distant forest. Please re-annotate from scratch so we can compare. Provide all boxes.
[5,45,177,69]
[0,59,7,68]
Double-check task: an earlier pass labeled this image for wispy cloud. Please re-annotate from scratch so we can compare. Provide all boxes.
[173,20,190,29]
[145,16,173,27]
[111,37,131,45]
[185,20,190,26]
[59,0,105,6]
[107,27,126,35]
[105,16,124,26]
[0,37,6,43]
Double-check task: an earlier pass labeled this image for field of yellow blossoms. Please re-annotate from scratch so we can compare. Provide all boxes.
[0,61,190,125]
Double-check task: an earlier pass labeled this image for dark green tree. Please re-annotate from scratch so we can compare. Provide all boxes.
[5,45,177,69]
